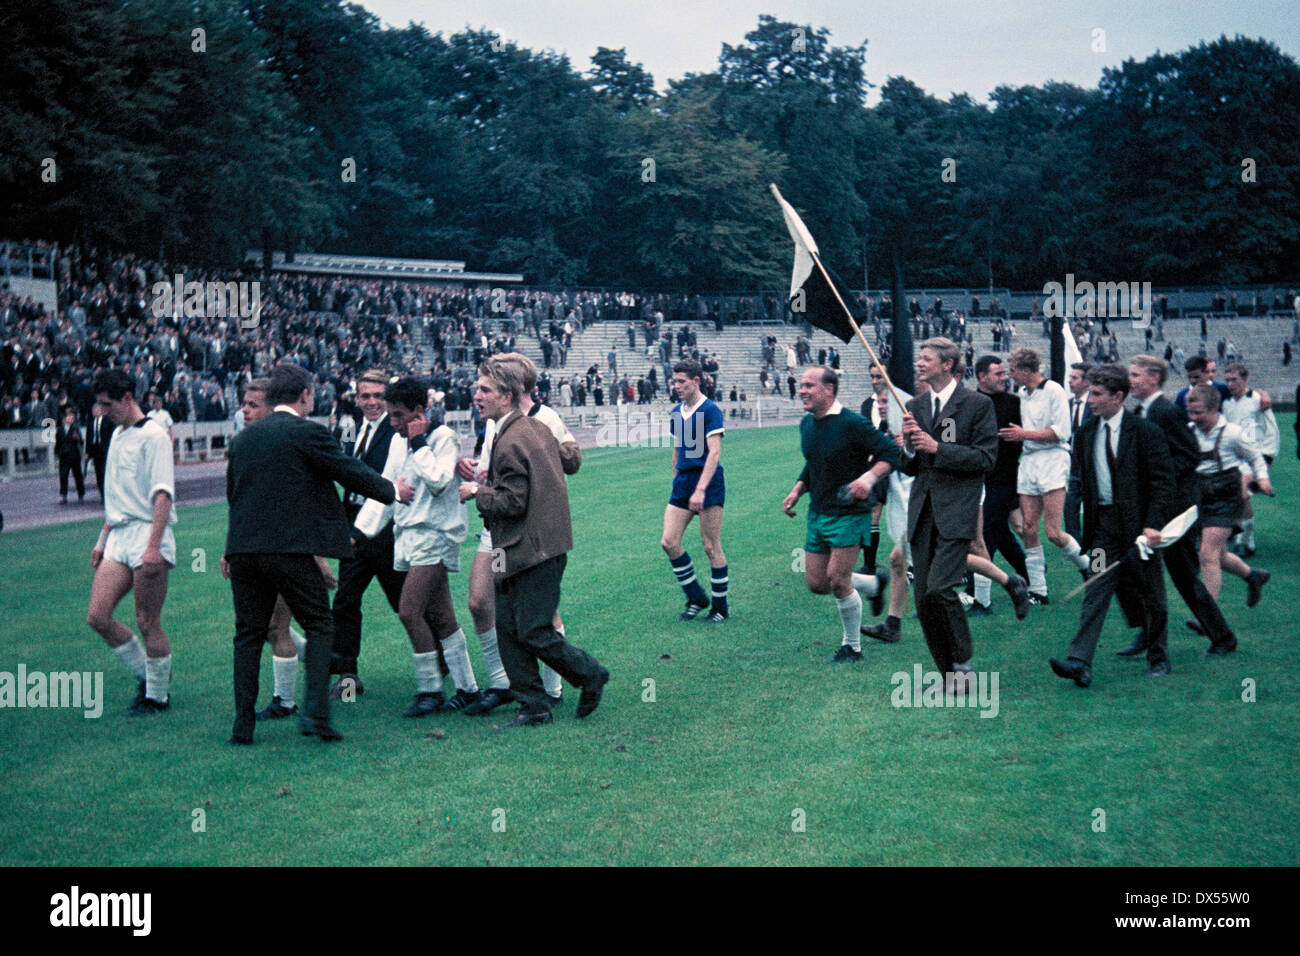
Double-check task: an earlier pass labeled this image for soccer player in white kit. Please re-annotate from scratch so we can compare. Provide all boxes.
[353,377,482,717]
[456,354,582,716]
[1222,362,1280,557]
[999,348,1090,604]
[85,369,177,715]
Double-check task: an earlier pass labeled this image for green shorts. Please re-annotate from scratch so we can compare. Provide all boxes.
[804,510,870,555]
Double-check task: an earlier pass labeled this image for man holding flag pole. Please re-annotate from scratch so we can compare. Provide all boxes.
[771,186,997,687]
[771,185,900,661]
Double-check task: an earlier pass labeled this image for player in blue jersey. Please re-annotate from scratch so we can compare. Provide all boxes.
[660,359,730,621]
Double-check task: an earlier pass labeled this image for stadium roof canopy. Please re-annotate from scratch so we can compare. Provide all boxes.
[245,250,522,285]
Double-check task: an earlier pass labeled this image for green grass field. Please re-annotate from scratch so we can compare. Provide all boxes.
[2,422,1297,866]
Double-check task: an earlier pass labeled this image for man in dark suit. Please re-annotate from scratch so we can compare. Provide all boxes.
[899,338,998,692]
[1123,355,1239,655]
[459,355,608,727]
[225,364,395,744]
[54,407,85,503]
[328,369,404,697]
[1063,362,1094,542]
[84,407,112,499]
[1050,364,1175,687]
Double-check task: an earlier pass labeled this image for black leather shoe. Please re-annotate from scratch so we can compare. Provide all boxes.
[1185,618,1207,636]
[576,666,610,719]
[462,687,511,716]
[256,696,298,720]
[861,621,900,643]
[130,680,147,710]
[1116,639,1148,658]
[1205,639,1238,656]
[1049,657,1092,688]
[1004,574,1031,620]
[965,601,993,617]
[300,718,344,741]
[329,675,364,701]
[402,691,445,718]
[1028,591,1050,607]
[228,733,254,745]
[868,570,889,617]
[439,689,482,712]
[505,710,553,727]
[128,695,170,715]
[1245,569,1269,608]
[1145,661,1172,677]
[830,644,863,663]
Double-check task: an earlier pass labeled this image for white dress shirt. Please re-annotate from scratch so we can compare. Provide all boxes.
[1094,407,1123,505]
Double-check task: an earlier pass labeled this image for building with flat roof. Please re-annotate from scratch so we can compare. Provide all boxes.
[244,250,522,286]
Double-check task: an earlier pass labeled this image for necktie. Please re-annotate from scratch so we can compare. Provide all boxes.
[356,422,369,458]
[1104,423,1117,483]
[933,395,942,423]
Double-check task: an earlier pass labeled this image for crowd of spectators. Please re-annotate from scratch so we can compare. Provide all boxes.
[5,238,1297,443]
[2,243,424,435]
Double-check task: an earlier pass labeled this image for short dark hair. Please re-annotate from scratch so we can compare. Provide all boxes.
[1184,355,1208,374]
[265,364,313,405]
[92,369,135,401]
[1224,362,1248,379]
[1087,363,1130,396]
[808,364,839,396]
[974,354,1003,379]
[672,359,702,380]
[1070,361,1092,375]
[385,376,427,412]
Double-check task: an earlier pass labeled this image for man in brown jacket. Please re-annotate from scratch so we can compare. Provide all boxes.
[460,356,609,726]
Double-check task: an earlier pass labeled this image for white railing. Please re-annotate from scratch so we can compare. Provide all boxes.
[1,403,808,479]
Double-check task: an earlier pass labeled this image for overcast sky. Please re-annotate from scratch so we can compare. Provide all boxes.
[358,0,1298,103]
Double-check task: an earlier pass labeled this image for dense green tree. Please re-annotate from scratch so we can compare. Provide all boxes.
[588,47,656,114]
[2,7,1297,291]
[597,94,787,290]
[1090,35,1300,283]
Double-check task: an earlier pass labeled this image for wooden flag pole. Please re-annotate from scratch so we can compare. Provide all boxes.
[807,249,910,418]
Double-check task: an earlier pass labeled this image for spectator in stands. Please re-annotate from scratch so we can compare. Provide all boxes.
[55,407,85,503]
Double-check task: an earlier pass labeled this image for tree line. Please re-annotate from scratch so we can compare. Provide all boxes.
[3,2,1297,293]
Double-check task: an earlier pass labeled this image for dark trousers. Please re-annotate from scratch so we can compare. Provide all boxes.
[911,500,975,673]
[1063,476,1084,543]
[91,453,107,498]
[330,528,405,675]
[1163,531,1234,646]
[982,480,1028,578]
[229,552,335,738]
[495,555,603,713]
[1116,526,1235,648]
[1067,506,1168,666]
[59,456,85,499]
